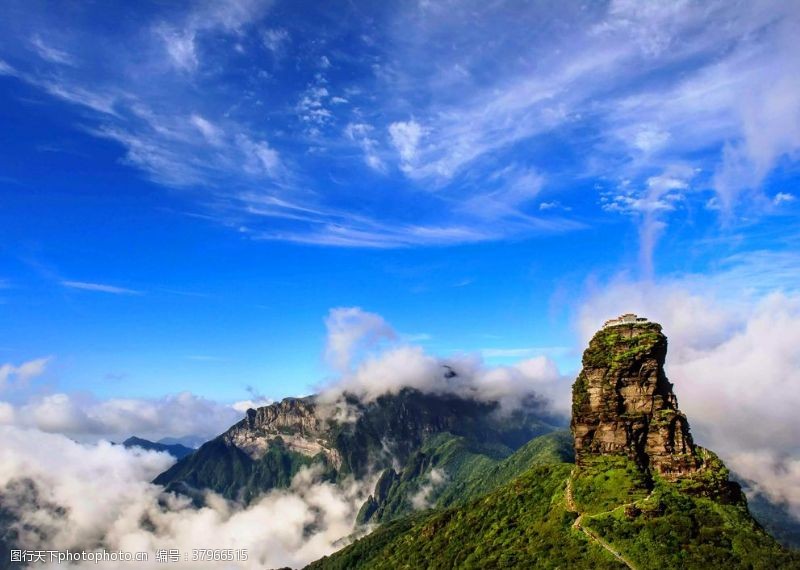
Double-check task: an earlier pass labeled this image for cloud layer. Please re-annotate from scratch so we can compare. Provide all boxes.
[0,383,247,443]
[318,307,568,415]
[0,426,371,569]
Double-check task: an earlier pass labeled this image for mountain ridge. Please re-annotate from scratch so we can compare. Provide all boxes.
[153,386,562,511]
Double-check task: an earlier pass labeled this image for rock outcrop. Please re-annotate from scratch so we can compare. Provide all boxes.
[570,318,702,480]
[223,397,342,468]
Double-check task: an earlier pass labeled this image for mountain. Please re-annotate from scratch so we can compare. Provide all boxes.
[308,317,800,569]
[740,483,800,550]
[122,436,195,459]
[153,386,563,511]
[158,435,208,449]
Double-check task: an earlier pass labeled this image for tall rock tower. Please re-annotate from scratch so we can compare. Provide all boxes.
[570,315,702,480]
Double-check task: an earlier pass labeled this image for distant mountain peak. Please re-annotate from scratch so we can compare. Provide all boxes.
[121,436,194,460]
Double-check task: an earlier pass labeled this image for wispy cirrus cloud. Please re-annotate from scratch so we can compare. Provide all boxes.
[61,280,143,295]
[29,35,75,66]
[155,0,272,72]
[1,0,798,253]
[0,58,16,75]
[0,0,587,249]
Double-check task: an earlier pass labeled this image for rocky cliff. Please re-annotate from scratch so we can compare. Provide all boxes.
[570,320,701,479]
[223,397,343,469]
[570,318,741,501]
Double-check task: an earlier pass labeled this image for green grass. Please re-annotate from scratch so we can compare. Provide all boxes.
[308,463,627,570]
[572,455,651,514]
[583,481,800,569]
[310,453,800,569]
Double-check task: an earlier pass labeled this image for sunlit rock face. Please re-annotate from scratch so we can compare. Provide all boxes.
[224,397,342,468]
[570,319,702,480]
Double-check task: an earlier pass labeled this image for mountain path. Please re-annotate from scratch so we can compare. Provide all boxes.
[564,471,638,570]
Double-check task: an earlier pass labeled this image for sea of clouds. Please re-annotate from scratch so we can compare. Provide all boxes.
[0,426,373,569]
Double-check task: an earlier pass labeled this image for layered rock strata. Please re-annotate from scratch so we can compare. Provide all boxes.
[223,396,343,468]
[570,320,702,479]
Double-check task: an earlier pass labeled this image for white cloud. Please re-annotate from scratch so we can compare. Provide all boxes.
[319,308,566,414]
[252,220,499,248]
[1,1,594,249]
[262,28,289,54]
[3,391,243,442]
[36,79,119,115]
[5,1,798,251]
[159,28,198,71]
[0,401,15,424]
[324,307,396,372]
[297,82,333,136]
[410,468,447,510]
[378,0,800,239]
[61,280,143,295]
[345,123,384,171]
[388,120,424,171]
[0,356,51,391]
[232,398,273,413]
[157,0,271,72]
[601,165,694,277]
[0,58,17,75]
[774,192,796,206]
[190,114,222,145]
[727,452,800,520]
[633,125,671,154]
[30,35,75,65]
[323,344,566,415]
[0,426,372,568]
[459,166,546,222]
[237,134,282,177]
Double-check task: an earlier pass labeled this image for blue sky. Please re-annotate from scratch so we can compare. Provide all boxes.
[1,0,799,433]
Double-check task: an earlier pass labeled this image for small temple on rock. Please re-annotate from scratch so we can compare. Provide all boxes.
[602,313,649,328]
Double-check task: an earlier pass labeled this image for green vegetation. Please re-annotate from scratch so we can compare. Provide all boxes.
[310,452,799,569]
[308,464,627,570]
[153,437,329,503]
[673,447,742,502]
[583,477,799,569]
[435,430,574,508]
[358,430,575,524]
[572,374,590,414]
[572,455,651,514]
[582,324,664,372]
